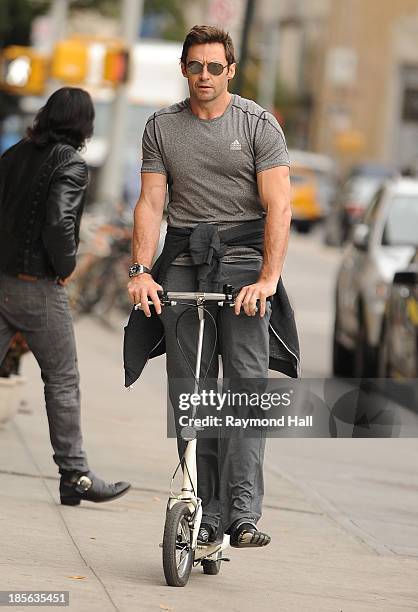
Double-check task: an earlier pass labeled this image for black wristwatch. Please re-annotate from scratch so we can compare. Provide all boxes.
[128,263,152,278]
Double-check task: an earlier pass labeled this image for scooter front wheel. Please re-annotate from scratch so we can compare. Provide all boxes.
[162,502,194,587]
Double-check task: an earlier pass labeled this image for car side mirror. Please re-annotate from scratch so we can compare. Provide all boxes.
[352,223,370,250]
[393,270,417,286]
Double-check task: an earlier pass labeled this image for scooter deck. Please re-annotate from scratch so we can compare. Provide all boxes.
[193,534,230,561]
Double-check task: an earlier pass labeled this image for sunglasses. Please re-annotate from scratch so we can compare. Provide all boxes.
[186,60,229,76]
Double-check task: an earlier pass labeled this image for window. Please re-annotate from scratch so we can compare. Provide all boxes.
[382,195,418,246]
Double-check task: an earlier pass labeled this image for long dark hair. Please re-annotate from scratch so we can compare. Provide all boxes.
[27,87,95,150]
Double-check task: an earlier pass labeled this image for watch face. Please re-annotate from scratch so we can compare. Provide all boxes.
[129,263,151,277]
[129,264,140,277]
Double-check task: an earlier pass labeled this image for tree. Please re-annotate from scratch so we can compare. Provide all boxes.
[67,0,120,18]
[0,0,45,48]
[143,0,186,41]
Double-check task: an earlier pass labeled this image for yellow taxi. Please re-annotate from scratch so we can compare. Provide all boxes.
[290,165,322,233]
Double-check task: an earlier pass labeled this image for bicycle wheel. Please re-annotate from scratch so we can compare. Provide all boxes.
[162,502,194,587]
[202,551,222,575]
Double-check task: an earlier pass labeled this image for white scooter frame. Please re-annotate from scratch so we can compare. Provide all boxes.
[136,289,235,582]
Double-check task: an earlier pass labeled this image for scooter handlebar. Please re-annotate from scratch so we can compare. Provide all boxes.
[134,286,272,311]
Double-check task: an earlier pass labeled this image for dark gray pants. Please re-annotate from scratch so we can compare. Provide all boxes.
[0,273,88,472]
[160,260,271,534]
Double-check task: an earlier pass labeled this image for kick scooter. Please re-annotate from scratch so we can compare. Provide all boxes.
[136,285,236,587]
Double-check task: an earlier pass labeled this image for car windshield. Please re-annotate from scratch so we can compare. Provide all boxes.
[346,176,382,204]
[290,168,315,185]
[382,195,418,246]
[290,174,310,185]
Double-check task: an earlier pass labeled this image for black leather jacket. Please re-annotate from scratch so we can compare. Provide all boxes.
[0,138,88,279]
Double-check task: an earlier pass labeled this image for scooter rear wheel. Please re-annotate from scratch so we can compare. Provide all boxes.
[162,502,194,587]
[202,552,222,575]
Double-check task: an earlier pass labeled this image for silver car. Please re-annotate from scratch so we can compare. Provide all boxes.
[333,178,418,377]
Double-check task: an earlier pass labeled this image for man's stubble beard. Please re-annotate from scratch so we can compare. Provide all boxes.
[191,82,227,104]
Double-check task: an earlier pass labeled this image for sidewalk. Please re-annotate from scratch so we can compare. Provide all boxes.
[1,316,418,612]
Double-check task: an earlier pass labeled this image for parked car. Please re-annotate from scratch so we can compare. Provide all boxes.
[379,250,418,379]
[288,149,337,216]
[324,163,396,246]
[346,162,397,182]
[290,165,323,233]
[332,178,418,377]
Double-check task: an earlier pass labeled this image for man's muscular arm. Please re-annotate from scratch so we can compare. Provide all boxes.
[234,165,291,317]
[127,172,167,316]
[258,165,291,283]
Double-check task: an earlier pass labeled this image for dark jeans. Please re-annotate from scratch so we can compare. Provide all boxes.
[160,260,270,534]
[0,273,88,472]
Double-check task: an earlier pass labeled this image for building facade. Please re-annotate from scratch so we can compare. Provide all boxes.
[310,0,418,170]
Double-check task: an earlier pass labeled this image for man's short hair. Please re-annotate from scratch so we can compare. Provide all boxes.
[181,25,236,66]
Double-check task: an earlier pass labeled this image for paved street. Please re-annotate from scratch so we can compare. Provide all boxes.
[1,228,418,611]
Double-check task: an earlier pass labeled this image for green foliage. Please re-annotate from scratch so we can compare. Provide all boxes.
[144,0,186,41]
[69,0,120,18]
[230,53,257,99]
[231,53,309,144]
[0,0,49,123]
[0,0,48,47]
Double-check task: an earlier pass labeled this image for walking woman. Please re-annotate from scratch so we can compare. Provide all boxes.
[0,87,130,505]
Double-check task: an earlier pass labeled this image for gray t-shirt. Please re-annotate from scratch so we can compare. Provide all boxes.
[141,93,290,263]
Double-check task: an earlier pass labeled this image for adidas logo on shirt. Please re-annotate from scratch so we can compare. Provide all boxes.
[230,139,242,151]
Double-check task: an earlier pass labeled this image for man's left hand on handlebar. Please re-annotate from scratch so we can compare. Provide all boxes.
[234,279,277,317]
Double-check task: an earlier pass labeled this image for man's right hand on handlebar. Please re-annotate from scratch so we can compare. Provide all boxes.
[127,273,163,317]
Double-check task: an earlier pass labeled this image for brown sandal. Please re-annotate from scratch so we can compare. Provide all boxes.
[230,521,271,548]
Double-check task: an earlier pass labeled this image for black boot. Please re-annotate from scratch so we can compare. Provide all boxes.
[59,470,131,506]
[197,523,217,544]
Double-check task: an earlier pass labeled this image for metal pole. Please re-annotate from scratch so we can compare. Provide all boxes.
[257,0,282,112]
[97,0,144,210]
[50,0,69,46]
[41,0,70,99]
[193,307,206,407]
[257,22,280,111]
[234,0,255,96]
